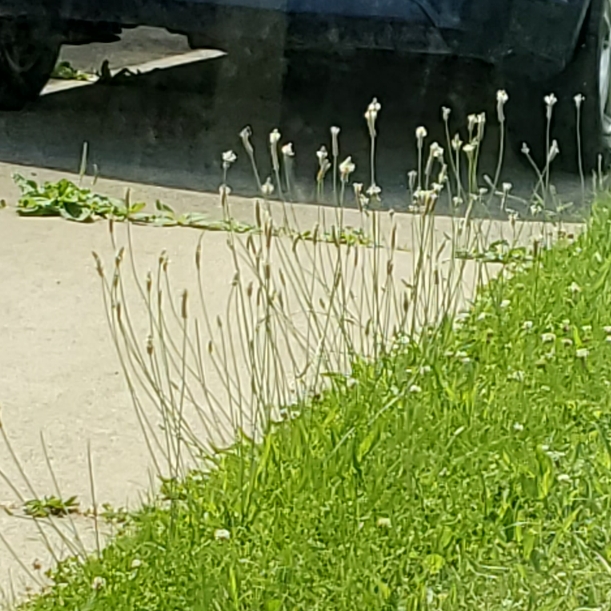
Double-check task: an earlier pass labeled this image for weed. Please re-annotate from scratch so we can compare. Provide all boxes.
[51,61,93,82]
[23,496,79,519]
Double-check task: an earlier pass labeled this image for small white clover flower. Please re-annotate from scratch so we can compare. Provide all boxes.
[544,93,558,108]
[281,142,295,157]
[409,384,422,394]
[500,299,510,309]
[582,325,592,333]
[523,320,534,331]
[576,348,590,359]
[557,473,571,484]
[513,422,524,432]
[502,182,512,194]
[606,335,611,343]
[131,558,142,569]
[604,326,611,334]
[330,125,340,137]
[214,528,231,541]
[574,93,585,108]
[569,282,581,294]
[91,576,106,591]
[541,332,556,343]
[416,126,428,141]
[419,365,432,375]
[377,517,392,529]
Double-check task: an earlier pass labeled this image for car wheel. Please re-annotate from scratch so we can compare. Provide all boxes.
[0,19,61,111]
[507,0,611,173]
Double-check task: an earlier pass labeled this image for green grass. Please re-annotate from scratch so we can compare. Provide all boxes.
[18,198,611,609]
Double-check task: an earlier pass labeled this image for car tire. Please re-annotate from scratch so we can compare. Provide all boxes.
[506,0,611,174]
[0,19,61,111]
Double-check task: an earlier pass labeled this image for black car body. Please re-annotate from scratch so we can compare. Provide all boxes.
[0,0,593,78]
[0,0,605,173]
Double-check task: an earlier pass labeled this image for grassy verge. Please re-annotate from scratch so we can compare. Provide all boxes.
[17,188,611,609]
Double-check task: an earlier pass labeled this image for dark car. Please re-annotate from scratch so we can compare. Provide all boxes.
[0,0,607,171]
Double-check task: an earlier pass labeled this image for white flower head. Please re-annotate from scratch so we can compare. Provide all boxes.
[269,128,281,145]
[513,422,524,432]
[339,156,356,179]
[416,126,428,142]
[497,89,509,106]
[222,150,237,165]
[91,576,106,591]
[604,325,611,334]
[367,184,382,198]
[576,348,590,359]
[261,177,275,197]
[502,182,512,194]
[214,528,231,541]
[442,107,451,121]
[574,93,585,108]
[430,142,444,159]
[496,89,509,122]
[281,142,295,157]
[544,93,558,108]
[316,146,328,165]
[522,320,534,331]
[548,139,560,162]
[541,332,556,343]
[500,299,510,309]
[377,517,392,529]
[569,282,581,293]
[409,384,422,394]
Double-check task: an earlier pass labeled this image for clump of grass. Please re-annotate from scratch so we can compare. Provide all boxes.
[4,89,600,610]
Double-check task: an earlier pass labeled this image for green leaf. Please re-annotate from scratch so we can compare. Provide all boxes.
[128,201,146,214]
[155,200,175,214]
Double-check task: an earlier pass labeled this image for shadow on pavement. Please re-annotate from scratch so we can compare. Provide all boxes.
[0,48,579,214]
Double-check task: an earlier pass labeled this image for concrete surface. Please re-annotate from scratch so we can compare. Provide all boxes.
[0,26,587,606]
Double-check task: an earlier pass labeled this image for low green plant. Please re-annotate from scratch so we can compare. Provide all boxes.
[51,61,93,82]
[23,496,79,519]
